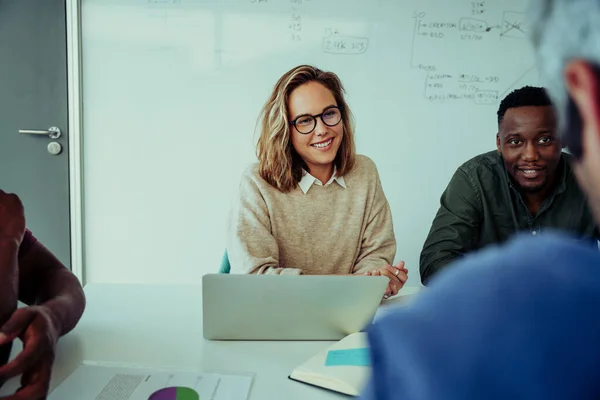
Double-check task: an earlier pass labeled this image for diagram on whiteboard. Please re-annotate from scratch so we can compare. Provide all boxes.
[409,1,538,105]
[500,11,527,39]
[139,0,537,97]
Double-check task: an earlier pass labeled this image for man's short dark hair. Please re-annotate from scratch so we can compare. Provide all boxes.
[497,86,553,125]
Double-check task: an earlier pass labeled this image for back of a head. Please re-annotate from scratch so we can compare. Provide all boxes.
[530,0,600,122]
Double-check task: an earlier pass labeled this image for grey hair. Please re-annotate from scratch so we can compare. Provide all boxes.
[529,0,600,136]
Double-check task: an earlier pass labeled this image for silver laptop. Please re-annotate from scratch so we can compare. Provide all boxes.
[202,274,388,340]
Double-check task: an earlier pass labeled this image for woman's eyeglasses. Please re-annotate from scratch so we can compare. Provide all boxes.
[289,106,343,134]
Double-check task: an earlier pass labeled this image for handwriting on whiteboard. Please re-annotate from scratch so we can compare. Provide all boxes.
[247,0,370,53]
[322,36,369,55]
[289,0,302,41]
[409,0,536,105]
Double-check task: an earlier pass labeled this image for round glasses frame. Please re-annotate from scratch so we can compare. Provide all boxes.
[289,105,343,134]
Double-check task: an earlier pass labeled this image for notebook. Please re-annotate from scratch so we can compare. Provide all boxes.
[289,332,371,396]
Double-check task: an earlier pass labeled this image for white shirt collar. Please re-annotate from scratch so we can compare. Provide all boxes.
[298,167,346,194]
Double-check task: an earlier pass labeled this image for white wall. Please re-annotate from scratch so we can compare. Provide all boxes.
[81,0,536,286]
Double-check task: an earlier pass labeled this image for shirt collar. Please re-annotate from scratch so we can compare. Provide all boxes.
[298,168,346,194]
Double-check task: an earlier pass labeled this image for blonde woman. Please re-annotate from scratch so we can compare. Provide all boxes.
[227,65,407,297]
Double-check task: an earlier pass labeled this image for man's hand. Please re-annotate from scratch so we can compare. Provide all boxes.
[365,261,409,298]
[0,191,25,245]
[0,306,60,400]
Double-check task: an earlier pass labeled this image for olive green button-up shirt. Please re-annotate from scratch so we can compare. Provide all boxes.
[420,151,598,284]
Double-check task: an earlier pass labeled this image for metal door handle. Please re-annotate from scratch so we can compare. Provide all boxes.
[19,126,61,139]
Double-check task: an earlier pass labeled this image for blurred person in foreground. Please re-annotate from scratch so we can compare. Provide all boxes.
[0,190,85,400]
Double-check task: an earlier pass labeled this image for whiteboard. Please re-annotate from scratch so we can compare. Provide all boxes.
[81,0,537,285]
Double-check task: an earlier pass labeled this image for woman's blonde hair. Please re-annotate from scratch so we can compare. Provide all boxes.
[256,65,356,192]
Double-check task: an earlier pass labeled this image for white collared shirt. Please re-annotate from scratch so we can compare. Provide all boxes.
[298,168,346,194]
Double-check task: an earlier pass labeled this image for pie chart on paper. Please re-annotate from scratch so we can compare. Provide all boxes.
[148,386,200,400]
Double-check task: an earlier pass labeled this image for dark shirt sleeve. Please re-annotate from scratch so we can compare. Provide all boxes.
[18,229,38,261]
[420,168,483,285]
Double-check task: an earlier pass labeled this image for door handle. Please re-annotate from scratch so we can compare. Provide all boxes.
[19,126,61,139]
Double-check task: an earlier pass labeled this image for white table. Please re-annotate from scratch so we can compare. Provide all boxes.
[1,283,420,399]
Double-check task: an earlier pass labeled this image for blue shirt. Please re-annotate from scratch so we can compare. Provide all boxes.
[360,232,600,400]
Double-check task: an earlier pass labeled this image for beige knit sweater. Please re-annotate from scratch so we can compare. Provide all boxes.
[227,155,396,275]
